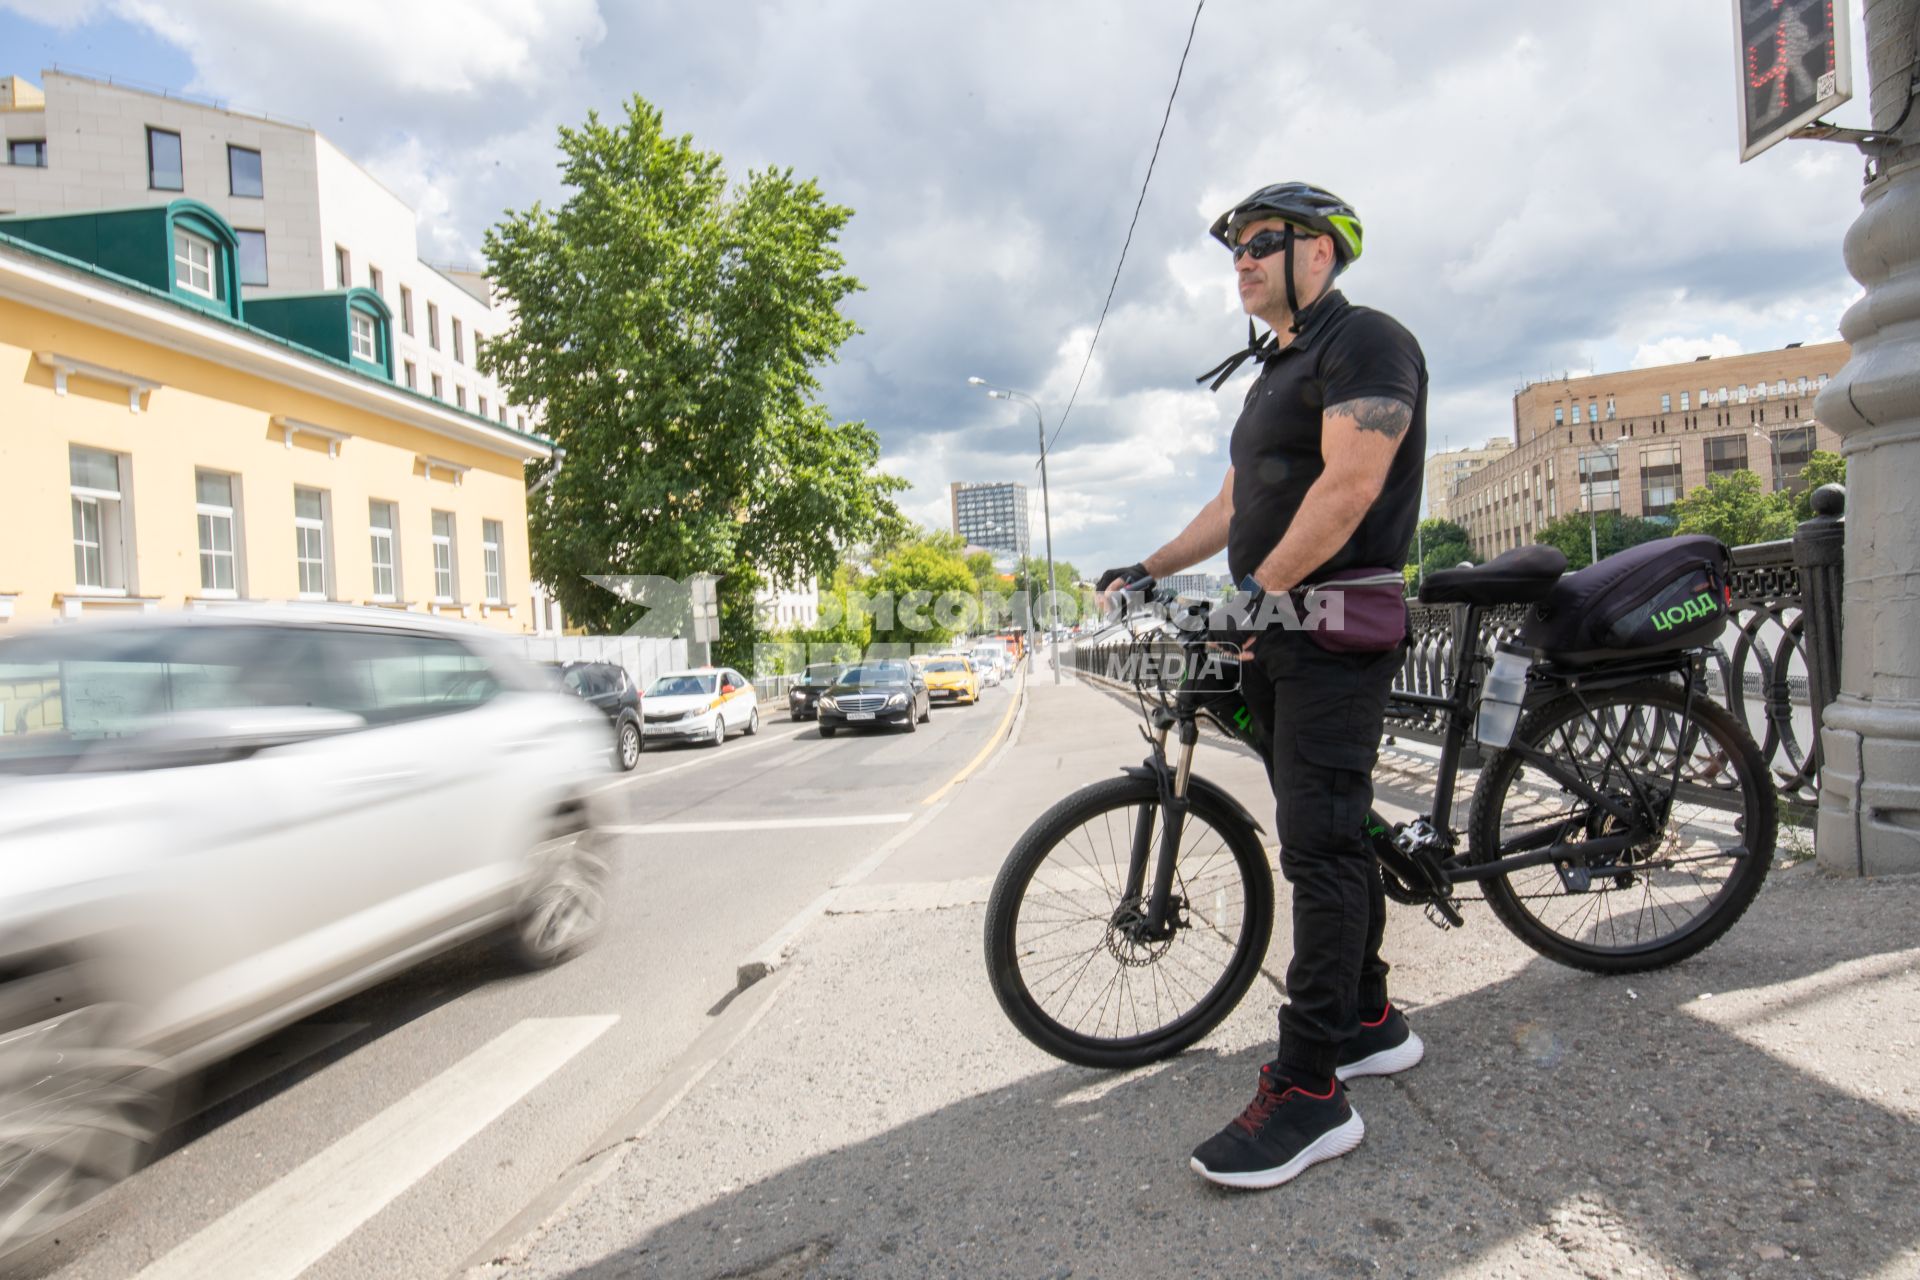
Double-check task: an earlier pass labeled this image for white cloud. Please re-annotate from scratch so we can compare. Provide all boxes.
[11,0,1872,575]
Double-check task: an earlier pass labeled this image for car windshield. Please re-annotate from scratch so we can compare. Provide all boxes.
[802,664,842,685]
[836,663,908,686]
[648,674,715,697]
[927,660,967,673]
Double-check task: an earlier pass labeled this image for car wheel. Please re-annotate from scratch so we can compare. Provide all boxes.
[820,725,836,738]
[904,709,918,733]
[507,828,610,969]
[706,716,726,748]
[920,699,932,724]
[615,719,642,771]
[745,707,759,736]
[0,995,175,1261]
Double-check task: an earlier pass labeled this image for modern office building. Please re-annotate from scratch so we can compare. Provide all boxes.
[0,70,528,431]
[950,482,1030,557]
[0,199,550,628]
[1424,437,1515,522]
[1455,342,1849,557]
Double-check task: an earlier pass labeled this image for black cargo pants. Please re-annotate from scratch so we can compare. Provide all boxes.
[1241,633,1401,1081]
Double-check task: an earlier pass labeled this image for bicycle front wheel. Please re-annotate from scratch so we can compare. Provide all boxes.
[1468,678,1775,973]
[984,774,1274,1069]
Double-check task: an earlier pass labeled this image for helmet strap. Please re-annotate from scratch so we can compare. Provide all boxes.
[1281,226,1302,334]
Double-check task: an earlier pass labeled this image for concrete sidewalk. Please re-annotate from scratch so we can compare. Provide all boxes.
[477,678,1920,1280]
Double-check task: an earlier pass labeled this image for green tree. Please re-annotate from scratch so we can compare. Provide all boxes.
[865,535,979,647]
[1670,471,1795,549]
[1416,517,1471,548]
[1794,450,1847,522]
[481,96,903,664]
[1533,510,1672,570]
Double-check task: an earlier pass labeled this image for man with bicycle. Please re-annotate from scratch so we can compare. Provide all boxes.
[1098,182,1428,1190]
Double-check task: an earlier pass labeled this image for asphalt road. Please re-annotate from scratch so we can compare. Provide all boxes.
[16,677,1022,1280]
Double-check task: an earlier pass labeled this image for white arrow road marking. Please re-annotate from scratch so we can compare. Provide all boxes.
[602,814,914,835]
[135,1015,617,1280]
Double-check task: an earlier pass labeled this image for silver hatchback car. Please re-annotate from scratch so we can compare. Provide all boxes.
[0,607,615,1257]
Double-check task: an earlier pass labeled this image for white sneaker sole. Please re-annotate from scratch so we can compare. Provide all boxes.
[1335,1029,1426,1082]
[1189,1110,1366,1189]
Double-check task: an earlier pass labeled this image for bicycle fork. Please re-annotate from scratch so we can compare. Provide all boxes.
[1123,718,1199,941]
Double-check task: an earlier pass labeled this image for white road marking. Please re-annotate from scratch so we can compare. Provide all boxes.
[135,1015,617,1280]
[602,814,914,835]
[591,720,819,794]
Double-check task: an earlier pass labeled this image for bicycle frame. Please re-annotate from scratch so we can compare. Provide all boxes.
[1107,598,1708,935]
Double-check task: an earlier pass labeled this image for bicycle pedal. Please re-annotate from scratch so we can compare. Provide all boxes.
[1424,899,1465,931]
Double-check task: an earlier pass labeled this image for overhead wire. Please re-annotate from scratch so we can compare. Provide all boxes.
[1038,0,1205,465]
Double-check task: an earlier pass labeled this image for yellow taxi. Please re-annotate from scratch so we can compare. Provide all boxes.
[920,656,980,706]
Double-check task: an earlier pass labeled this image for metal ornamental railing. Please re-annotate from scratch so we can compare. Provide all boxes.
[1068,486,1847,808]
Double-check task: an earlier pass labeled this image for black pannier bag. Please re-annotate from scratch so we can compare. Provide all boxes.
[1519,534,1733,661]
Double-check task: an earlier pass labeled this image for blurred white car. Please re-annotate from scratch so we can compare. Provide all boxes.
[0,607,614,1257]
[640,667,759,747]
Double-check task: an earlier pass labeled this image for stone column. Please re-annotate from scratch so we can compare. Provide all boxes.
[1817,0,1920,875]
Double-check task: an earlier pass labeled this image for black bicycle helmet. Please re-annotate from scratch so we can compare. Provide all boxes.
[1196,182,1365,388]
[1208,182,1363,266]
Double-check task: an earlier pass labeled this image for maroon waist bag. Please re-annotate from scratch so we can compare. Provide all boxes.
[1296,568,1409,654]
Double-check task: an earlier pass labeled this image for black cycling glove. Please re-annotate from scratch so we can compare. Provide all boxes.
[1095,563,1152,594]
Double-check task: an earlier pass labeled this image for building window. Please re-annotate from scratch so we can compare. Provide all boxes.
[431,372,443,400]
[1680,391,1691,411]
[1773,426,1818,492]
[235,228,268,286]
[294,487,330,599]
[1796,376,1809,394]
[454,385,467,411]
[1553,406,1564,426]
[452,318,464,364]
[195,470,239,594]
[173,229,218,298]
[1716,386,1729,405]
[70,446,128,590]
[431,510,457,601]
[350,311,377,361]
[1704,435,1748,477]
[477,394,489,417]
[368,265,384,298]
[369,500,399,601]
[427,302,440,350]
[1587,400,1599,422]
[515,413,524,431]
[403,360,417,390]
[147,127,183,190]
[228,145,263,197]
[1577,449,1620,511]
[399,285,414,336]
[1660,393,1671,413]
[1605,398,1616,419]
[1640,446,1682,518]
[1737,384,1750,404]
[497,406,507,425]
[1570,404,1582,425]
[8,138,46,167]
[482,519,504,603]
[334,245,351,289]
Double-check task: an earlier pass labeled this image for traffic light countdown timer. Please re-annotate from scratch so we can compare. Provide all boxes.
[1736,0,1854,160]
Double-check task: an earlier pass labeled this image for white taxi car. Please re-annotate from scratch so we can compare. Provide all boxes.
[640,667,759,747]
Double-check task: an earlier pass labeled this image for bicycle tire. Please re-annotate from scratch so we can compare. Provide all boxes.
[1468,678,1775,973]
[984,773,1274,1069]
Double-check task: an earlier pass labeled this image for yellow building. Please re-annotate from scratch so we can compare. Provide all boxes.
[0,200,551,629]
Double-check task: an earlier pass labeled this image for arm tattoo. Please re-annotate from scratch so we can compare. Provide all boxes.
[1331,396,1412,440]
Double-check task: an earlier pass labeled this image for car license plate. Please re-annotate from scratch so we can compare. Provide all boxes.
[847,711,875,721]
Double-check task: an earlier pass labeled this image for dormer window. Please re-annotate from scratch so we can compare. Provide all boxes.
[350,311,377,361]
[174,229,218,298]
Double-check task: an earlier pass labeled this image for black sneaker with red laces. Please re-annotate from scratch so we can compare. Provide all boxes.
[1335,1003,1425,1082]
[1189,1065,1365,1189]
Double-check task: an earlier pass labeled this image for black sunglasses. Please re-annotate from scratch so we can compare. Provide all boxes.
[1230,226,1318,263]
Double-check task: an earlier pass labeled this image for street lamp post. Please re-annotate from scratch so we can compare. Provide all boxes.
[1750,428,1782,492]
[1580,443,1618,566]
[968,376,1061,684]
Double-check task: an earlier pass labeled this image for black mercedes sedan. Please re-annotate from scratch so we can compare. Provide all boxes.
[787,663,845,721]
[815,660,932,736]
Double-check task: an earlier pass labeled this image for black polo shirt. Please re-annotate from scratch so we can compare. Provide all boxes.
[1226,289,1428,584]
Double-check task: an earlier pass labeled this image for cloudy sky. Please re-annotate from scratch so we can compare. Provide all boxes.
[0,0,1874,579]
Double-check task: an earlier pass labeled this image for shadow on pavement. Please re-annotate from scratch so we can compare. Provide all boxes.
[539,870,1920,1280]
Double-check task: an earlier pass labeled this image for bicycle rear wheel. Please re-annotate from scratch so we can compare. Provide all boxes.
[984,774,1274,1069]
[1468,678,1774,973]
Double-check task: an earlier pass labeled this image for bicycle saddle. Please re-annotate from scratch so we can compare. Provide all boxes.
[1418,543,1568,606]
